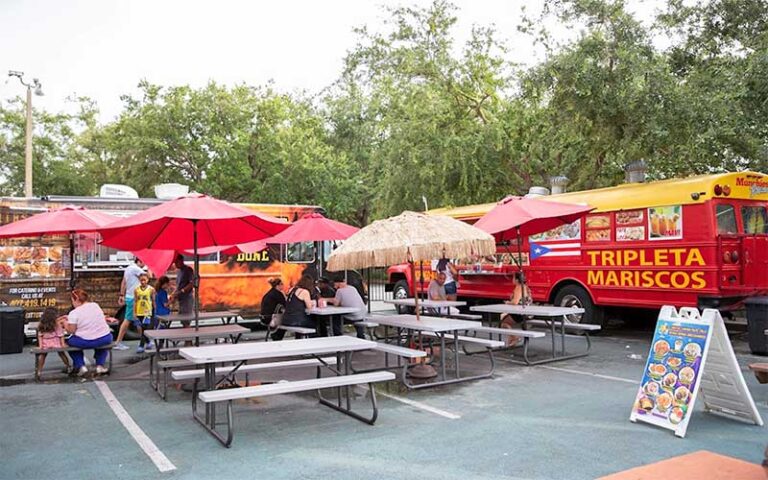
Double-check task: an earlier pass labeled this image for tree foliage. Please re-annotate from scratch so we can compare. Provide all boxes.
[0,0,766,221]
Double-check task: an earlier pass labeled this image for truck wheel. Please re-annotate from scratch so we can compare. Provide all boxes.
[392,280,414,314]
[553,285,605,327]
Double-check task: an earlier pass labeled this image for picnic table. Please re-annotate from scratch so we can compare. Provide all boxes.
[179,336,393,446]
[156,310,239,327]
[144,324,249,398]
[385,298,466,316]
[306,306,365,337]
[470,304,598,365]
[371,314,504,389]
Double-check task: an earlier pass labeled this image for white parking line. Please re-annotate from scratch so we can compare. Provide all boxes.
[537,365,636,384]
[377,391,461,419]
[94,381,176,472]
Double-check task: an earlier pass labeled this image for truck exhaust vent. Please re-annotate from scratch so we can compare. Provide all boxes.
[525,186,550,198]
[550,176,569,194]
[625,160,647,183]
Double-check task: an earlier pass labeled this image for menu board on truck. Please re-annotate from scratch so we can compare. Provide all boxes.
[630,306,763,437]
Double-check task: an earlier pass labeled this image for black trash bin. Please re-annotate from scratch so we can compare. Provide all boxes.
[744,297,768,356]
[0,306,25,354]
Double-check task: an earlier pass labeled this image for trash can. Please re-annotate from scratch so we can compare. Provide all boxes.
[0,306,25,354]
[744,297,768,356]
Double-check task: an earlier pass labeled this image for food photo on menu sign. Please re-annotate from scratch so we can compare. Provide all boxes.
[633,319,708,427]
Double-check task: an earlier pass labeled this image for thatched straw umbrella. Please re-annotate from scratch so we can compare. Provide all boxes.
[327,211,496,319]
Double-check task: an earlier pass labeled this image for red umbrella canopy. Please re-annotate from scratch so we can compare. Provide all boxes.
[99,193,288,251]
[267,212,359,244]
[133,241,270,277]
[0,206,116,237]
[474,196,594,241]
[182,239,270,256]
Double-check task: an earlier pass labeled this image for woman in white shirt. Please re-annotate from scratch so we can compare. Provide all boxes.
[65,289,113,376]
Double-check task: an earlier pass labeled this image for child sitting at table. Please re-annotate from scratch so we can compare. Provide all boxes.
[499,272,531,347]
[35,307,72,380]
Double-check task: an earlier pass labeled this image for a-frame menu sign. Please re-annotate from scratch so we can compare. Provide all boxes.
[630,306,763,438]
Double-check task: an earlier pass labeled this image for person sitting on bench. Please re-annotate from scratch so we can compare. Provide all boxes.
[324,274,367,338]
[427,272,459,316]
[64,289,113,376]
[259,277,287,332]
[499,272,531,347]
[35,307,72,380]
[271,275,315,341]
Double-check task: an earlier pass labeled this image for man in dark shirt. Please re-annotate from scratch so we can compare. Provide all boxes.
[316,277,336,298]
[170,254,195,326]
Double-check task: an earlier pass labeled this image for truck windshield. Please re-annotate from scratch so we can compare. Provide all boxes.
[716,204,738,235]
[742,206,768,234]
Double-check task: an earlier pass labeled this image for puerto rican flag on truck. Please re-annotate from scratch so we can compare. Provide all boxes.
[530,241,581,260]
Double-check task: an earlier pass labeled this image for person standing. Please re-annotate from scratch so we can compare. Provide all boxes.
[433,257,458,301]
[133,273,156,353]
[169,255,194,327]
[154,276,172,320]
[114,257,146,350]
[64,289,113,376]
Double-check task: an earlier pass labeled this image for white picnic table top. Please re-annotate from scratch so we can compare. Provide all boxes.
[156,310,239,323]
[373,314,482,332]
[179,336,375,364]
[306,306,363,316]
[470,304,585,316]
[144,324,248,341]
[384,298,467,308]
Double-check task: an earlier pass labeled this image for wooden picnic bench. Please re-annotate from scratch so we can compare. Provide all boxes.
[144,325,249,399]
[30,343,115,377]
[470,304,597,365]
[371,315,502,389]
[198,371,394,447]
[171,357,338,383]
[179,336,394,447]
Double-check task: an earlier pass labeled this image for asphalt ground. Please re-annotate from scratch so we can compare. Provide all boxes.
[1,314,766,480]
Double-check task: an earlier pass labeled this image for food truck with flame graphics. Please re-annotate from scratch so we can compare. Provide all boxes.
[0,195,325,334]
[386,172,768,327]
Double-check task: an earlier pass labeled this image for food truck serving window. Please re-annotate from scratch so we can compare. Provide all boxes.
[286,242,315,263]
[741,206,768,234]
[716,204,738,235]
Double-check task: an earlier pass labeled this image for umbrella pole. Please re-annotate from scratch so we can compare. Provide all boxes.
[516,227,526,283]
[411,260,420,322]
[318,241,323,278]
[69,233,76,290]
[193,220,200,338]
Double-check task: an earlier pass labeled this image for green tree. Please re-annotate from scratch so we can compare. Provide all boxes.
[335,0,517,217]
[0,97,98,197]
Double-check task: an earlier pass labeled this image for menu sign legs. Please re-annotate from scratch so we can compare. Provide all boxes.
[630,306,763,438]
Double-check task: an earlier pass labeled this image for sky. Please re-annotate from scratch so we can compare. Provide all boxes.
[0,0,662,122]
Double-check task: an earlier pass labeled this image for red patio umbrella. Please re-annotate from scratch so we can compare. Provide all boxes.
[133,240,270,281]
[0,206,116,288]
[474,196,593,280]
[267,212,359,277]
[99,193,288,329]
[268,213,359,244]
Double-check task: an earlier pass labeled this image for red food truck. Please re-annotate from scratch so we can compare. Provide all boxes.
[385,171,768,326]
